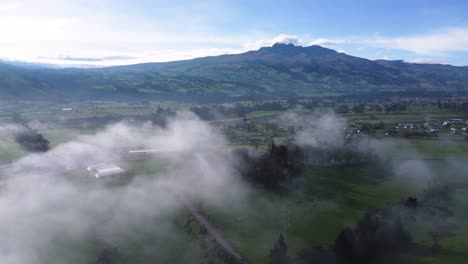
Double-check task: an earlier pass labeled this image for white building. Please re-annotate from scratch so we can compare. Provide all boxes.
[127,149,162,159]
[128,149,160,154]
[87,163,126,178]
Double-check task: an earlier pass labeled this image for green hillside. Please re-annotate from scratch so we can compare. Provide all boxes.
[1,43,468,101]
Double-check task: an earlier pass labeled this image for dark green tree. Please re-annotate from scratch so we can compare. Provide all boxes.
[268,234,291,264]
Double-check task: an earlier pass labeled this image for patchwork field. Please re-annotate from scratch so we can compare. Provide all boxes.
[1,102,467,264]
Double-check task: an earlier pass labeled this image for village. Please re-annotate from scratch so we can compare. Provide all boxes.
[214,115,468,148]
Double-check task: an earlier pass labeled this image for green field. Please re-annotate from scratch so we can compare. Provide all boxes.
[1,104,468,264]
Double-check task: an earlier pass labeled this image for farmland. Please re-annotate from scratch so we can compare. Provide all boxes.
[1,99,468,264]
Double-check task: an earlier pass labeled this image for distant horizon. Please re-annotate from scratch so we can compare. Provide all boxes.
[1,42,465,69]
[2,0,468,67]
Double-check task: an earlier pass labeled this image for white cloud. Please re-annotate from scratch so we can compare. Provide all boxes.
[0,0,255,66]
[270,33,302,45]
[405,58,449,64]
[3,48,247,67]
[374,50,390,60]
[0,114,250,263]
[309,38,344,47]
[1,0,466,67]
[246,33,303,50]
[369,27,468,54]
[0,2,20,13]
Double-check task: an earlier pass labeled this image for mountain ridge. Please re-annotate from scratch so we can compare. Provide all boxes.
[1,44,467,101]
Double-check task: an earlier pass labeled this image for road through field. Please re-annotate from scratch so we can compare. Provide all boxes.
[170,189,248,264]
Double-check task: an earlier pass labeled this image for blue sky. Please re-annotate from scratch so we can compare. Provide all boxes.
[1,0,468,66]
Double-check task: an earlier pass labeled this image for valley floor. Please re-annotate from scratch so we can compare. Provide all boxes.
[1,102,468,264]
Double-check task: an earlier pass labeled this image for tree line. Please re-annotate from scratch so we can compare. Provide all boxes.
[237,138,374,189]
[335,102,408,115]
[268,212,411,264]
[437,99,468,114]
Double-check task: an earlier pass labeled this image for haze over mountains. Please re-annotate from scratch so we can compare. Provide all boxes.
[1,43,467,101]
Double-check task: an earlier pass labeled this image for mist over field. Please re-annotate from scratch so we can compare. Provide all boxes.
[284,111,465,188]
[2,1,468,262]
[0,112,250,264]
[288,111,348,150]
[0,105,467,263]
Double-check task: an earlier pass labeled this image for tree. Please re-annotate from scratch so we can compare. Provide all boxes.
[96,247,119,264]
[374,104,383,112]
[287,97,297,107]
[351,104,365,114]
[334,213,411,264]
[336,105,350,114]
[268,234,291,264]
[15,129,50,152]
[359,123,373,135]
[335,227,356,263]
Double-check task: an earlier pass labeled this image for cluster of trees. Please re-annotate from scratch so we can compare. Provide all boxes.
[190,101,287,120]
[335,102,408,115]
[237,142,303,188]
[15,128,50,152]
[381,102,409,112]
[10,113,50,152]
[64,115,125,128]
[386,129,439,138]
[237,138,374,187]
[361,121,385,131]
[437,99,468,113]
[302,140,373,167]
[268,184,460,264]
[188,98,320,121]
[334,213,411,263]
[269,234,336,264]
[96,247,119,264]
[268,213,411,264]
[149,106,177,126]
[335,104,366,114]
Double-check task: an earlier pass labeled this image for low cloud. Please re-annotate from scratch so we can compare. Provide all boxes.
[405,58,449,64]
[30,48,246,68]
[56,55,138,62]
[368,27,468,55]
[0,2,19,13]
[270,34,302,45]
[0,112,249,264]
[248,33,303,49]
[309,38,344,47]
[289,111,347,150]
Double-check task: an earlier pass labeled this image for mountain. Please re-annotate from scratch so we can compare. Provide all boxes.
[0,59,58,69]
[1,43,468,101]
